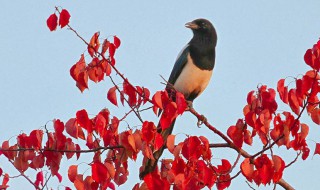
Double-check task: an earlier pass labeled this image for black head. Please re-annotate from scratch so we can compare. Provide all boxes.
[185,18,217,46]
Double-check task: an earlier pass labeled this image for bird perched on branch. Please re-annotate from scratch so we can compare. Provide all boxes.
[139,18,217,179]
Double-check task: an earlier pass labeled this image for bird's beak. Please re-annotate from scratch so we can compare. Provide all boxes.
[185,21,199,29]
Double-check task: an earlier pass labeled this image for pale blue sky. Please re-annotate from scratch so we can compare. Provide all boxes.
[1,1,320,189]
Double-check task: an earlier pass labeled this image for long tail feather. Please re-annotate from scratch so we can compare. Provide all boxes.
[139,119,176,179]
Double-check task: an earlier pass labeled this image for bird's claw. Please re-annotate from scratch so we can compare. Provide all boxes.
[197,115,207,127]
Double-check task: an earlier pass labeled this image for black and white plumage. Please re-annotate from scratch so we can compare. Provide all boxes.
[139,18,217,179]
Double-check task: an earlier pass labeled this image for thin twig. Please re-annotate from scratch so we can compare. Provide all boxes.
[8,160,38,189]
[246,181,256,190]
[285,151,301,168]
[109,76,143,123]
[41,173,51,190]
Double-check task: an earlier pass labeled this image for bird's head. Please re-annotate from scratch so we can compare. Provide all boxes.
[185,18,217,45]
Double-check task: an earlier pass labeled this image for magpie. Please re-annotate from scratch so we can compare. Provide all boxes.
[139,18,217,179]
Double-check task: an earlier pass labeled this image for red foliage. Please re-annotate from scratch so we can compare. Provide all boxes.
[2,7,320,190]
[59,9,71,28]
[241,155,285,186]
[47,13,58,31]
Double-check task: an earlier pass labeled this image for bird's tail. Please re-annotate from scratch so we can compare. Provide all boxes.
[139,119,176,179]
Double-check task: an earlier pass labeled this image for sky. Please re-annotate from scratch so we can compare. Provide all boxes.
[1,1,320,190]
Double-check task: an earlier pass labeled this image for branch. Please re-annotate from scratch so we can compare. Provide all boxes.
[189,108,295,190]
[109,76,144,123]
[0,145,123,154]
[9,160,38,189]
[285,151,301,168]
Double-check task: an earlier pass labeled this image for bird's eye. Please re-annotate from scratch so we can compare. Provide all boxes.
[202,23,207,28]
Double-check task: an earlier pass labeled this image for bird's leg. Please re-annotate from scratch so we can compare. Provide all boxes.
[197,114,207,127]
[186,100,193,111]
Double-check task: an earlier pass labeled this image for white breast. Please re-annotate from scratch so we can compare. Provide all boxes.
[173,54,213,99]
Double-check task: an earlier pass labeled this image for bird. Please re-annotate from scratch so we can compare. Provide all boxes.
[139,18,217,179]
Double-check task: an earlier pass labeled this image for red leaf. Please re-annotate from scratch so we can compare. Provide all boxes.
[171,157,186,175]
[65,139,75,159]
[152,91,163,110]
[288,89,300,115]
[88,32,100,57]
[14,151,29,172]
[314,143,320,155]
[141,121,156,143]
[311,108,320,125]
[166,135,175,153]
[95,113,107,136]
[107,86,118,106]
[244,110,256,128]
[56,172,62,182]
[108,182,116,190]
[109,43,116,57]
[302,146,310,160]
[300,123,309,140]
[143,88,150,104]
[2,174,9,189]
[74,175,84,190]
[92,162,109,183]
[76,71,89,92]
[123,80,137,106]
[47,13,58,31]
[54,119,64,134]
[59,9,71,28]
[35,171,44,187]
[76,144,81,160]
[277,79,289,104]
[304,49,314,68]
[160,102,177,130]
[241,158,254,182]
[244,130,253,145]
[175,92,187,114]
[68,165,78,183]
[154,133,164,151]
[114,36,121,49]
[70,54,86,81]
[144,171,170,190]
[29,130,43,150]
[254,154,273,185]
[217,159,231,174]
[227,120,244,148]
[88,59,104,83]
[65,118,78,138]
[76,109,92,133]
[181,136,201,160]
[272,155,285,183]
[216,174,231,190]
[101,39,110,55]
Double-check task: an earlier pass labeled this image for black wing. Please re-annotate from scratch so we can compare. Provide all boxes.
[167,45,190,86]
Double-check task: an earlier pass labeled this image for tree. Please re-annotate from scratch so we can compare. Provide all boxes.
[0,6,320,190]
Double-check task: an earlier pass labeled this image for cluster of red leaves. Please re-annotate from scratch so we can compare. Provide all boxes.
[47,8,70,31]
[70,34,121,92]
[152,90,187,130]
[241,154,285,186]
[0,125,65,188]
[107,79,150,107]
[47,8,122,92]
[227,85,277,148]
[304,40,320,71]
[2,7,319,190]
[136,136,233,190]
[225,41,320,187]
